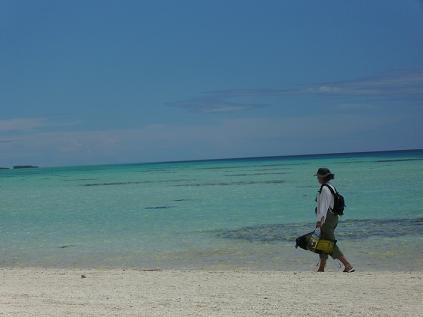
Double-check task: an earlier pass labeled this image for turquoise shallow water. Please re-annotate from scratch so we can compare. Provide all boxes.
[1,150,423,271]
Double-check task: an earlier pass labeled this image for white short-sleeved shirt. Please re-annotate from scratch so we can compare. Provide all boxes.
[316,183,335,224]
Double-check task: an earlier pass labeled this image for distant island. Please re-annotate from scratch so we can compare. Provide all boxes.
[13,165,39,169]
[0,165,39,170]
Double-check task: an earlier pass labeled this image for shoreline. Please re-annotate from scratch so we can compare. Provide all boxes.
[1,268,422,316]
[1,265,423,272]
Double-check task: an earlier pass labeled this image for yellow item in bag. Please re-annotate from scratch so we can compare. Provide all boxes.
[315,239,335,254]
[308,234,335,254]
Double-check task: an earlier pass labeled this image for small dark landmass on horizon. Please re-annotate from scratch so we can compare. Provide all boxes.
[0,165,39,170]
[13,165,39,169]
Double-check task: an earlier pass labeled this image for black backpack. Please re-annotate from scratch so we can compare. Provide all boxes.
[320,184,345,216]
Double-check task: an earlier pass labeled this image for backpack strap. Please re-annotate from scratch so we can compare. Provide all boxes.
[319,183,336,195]
[320,184,337,213]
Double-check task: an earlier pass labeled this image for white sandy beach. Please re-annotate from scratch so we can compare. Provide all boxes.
[0,269,422,317]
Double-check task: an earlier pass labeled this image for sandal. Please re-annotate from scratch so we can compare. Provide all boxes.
[343,267,355,273]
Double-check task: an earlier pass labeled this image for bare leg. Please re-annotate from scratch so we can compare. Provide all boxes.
[338,256,353,271]
[318,258,326,272]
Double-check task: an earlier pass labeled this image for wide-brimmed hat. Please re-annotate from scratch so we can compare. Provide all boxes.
[314,167,334,178]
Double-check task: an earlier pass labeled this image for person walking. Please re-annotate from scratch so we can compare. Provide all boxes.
[315,168,355,273]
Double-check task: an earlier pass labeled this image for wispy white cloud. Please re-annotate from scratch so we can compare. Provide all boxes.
[336,104,377,111]
[0,139,14,143]
[166,96,266,113]
[168,69,423,113]
[0,117,81,136]
[210,70,423,98]
[302,70,423,97]
[0,118,47,132]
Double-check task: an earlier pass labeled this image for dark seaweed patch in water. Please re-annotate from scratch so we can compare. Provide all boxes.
[197,165,254,170]
[58,245,76,249]
[216,218,423,242]
[145,206,174,210]
[224,172,287,177]
[376,158,423,163]
[174,180,285,187]
[134,169,175,174]
[64,178,97,182]
[82,179,193,187]
[83,181,146,187]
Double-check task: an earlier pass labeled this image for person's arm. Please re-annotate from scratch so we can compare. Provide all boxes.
[316,186,331,227]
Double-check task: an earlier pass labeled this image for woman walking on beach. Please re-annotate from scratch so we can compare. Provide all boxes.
[315,168,355,273]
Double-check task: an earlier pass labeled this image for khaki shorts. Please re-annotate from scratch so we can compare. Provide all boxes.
[319,211,344,260]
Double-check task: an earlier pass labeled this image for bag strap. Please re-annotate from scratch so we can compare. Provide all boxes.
[319,183,336,195]
[319,184,337,213]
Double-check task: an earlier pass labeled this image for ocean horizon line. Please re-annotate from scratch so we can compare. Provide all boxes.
[5,147,422,170]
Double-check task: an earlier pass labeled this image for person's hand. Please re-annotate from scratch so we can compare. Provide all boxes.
[315,221,322,228]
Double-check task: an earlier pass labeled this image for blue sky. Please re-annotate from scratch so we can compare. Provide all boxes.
[1,0,422,166]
